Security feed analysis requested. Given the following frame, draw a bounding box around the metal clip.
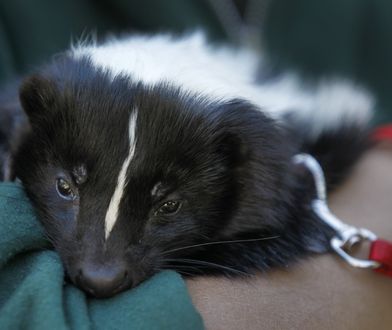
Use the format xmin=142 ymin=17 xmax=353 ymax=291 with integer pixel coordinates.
xmin=293 ymin=154 xmax=381 ymax=269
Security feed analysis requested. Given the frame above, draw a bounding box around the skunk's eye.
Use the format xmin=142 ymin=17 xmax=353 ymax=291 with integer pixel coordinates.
xmin=56 ymin=178 xmax=75 ymax=200
xmin=156 ymin=201 xmax=182 ymax=215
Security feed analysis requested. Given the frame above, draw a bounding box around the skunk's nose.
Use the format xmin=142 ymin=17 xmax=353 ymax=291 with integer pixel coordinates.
xmin=78 ymin=263 xmax=130 ymax=298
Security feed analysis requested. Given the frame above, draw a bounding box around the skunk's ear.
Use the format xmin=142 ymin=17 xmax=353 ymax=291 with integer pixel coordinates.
xmin=217 ymin=131 xmax=250 ymax=169
xmin=214 ymin=99 xmax=271 ymax=168
xmin=19 ymin=75 xmax=57 ymax=121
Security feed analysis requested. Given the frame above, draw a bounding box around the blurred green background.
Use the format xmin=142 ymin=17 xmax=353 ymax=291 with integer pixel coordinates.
xmin=0 ymin=0 xmax=391 ymax=122
xmin=0 ymin=0 xmax=225 ymax=83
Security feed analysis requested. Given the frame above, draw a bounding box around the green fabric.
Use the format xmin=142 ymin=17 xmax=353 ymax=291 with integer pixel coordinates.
xmin=0 ymin=183 xmax=204 ymax=330
xmin=263 ymin=0 xmax=392 ymax=123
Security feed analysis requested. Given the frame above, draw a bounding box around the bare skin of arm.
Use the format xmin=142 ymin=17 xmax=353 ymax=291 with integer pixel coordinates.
xmin=187 ymin=144 xmax=392 ymax=330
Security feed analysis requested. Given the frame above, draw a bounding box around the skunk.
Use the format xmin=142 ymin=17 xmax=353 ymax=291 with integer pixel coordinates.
xmin=2 ymin=33 xmax=373 ymax=298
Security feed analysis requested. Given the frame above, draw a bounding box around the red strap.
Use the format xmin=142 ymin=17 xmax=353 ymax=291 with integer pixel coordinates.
xmin=367 ymin=127 xmax=392 ymax=277
xmin=369 ymin=239 xmax=392 ymax=277
xmin=371 ymin=124 xmax=392 ymax=142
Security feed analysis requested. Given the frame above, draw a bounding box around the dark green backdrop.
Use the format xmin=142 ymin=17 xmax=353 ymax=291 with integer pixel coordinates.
xmin=1 ymin=0 xmax=391 ymax=121
xmin=0 ymin=0 xmax=224 ymax=83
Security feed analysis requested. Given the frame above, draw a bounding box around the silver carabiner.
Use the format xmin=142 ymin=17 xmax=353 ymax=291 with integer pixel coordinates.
xmin=293 ymin=154 xmax=381 ymax=269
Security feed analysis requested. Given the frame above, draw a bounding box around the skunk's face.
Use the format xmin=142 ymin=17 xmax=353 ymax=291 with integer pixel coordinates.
xmin=12 ymin=60 xmax=286 ymax=298
xmin=13 ymin=59 xmax=289 ymax=298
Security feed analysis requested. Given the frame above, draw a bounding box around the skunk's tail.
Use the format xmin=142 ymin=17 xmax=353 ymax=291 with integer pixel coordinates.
xmin=286 ymin=79 xmax=374 ymax=190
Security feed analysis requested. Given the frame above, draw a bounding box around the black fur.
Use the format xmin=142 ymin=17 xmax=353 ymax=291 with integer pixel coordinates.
xmin=1 ymin=55 xmax=367 ymax=297
xmin=0 ymin=80 xmax=27 ymax=180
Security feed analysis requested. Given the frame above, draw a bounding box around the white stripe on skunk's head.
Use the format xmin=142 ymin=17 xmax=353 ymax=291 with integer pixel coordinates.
xmin=13 ymin=56 xmax=291 ymax=298
xmin=104 ymin=109 xmax=138 ymax=240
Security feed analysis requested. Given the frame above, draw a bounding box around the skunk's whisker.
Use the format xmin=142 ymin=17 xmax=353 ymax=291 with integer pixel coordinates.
xmin=172 ymin=269 xmax=194 ymax=277
xmin=163 ymin=236 xmax=280 ymax=255
xmin=161 ymin=263 xmax=204 ymax=275
xmin=167 ymin=258 xmax=250 ymax=277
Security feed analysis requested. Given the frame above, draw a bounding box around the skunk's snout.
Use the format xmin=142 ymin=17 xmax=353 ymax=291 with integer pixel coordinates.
xmin=76 ymin=262 xmax=132 ymax=298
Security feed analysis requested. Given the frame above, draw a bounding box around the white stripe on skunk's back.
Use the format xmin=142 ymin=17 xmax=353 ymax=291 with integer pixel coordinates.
xmin=72 ymin=32 xmax=261 ymax=102
xmin=71 ymin=32 xmax=374 ymax=139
